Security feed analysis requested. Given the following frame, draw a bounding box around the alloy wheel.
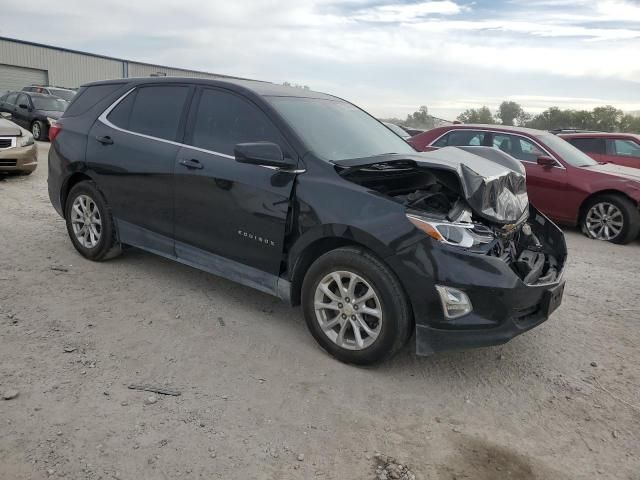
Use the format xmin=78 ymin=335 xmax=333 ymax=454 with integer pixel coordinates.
xmin=71 ymin=194 xmax=102 ymax=248
xmin=585 ymin=202 xmax=623 ymax=241
xmin=32 ymin=122 xmax=41 ymax=140
xmin=313 ymin=270 xmax=382 ymax=350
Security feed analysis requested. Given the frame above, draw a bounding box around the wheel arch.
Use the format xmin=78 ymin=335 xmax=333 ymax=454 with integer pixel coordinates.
xmin=578 ymin=189 xmax=639 ymax=224
xmin=60 ymin=172 xmax=93 ymax=214
xmin=286 ymin=227 xmax=397 ymax=307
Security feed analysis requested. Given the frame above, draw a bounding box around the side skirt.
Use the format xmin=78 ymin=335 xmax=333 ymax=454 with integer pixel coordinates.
xmin=116 ymin=219 xmax=291 ymax=302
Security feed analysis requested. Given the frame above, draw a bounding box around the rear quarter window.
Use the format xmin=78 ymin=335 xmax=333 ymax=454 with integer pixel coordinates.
xmin=64 ymin=83 xmax=125 ymax=117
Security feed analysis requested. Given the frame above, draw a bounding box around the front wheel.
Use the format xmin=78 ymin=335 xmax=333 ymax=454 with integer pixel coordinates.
xmin=301 ymin=247 xmax=412 ymax=365
xmin=581 ymin=194 xmax=640 ymax=244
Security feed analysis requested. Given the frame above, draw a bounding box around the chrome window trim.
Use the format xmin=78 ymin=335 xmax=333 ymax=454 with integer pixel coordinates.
xmin=429 ymin=128 xmax=566 ymax=170
xmin=97 ymin=87 xmax=305 ymax=174
xmin=98 ymin=88 xmax=236 ymax=160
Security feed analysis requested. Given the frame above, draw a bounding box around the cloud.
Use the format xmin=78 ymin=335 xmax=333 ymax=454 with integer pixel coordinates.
xmin=351 ymin=1 xmax=466 ymax=22
xmin=0 ymin=0 xmax=639 ymax=118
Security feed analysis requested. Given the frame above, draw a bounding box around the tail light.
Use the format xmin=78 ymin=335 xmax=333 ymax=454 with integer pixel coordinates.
xmin=49 ymin=120 xmax=62 ymax=142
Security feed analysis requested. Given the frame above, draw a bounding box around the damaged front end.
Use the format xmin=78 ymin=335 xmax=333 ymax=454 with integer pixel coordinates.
xmin=337 ymin=146 xmax=566 ymax=285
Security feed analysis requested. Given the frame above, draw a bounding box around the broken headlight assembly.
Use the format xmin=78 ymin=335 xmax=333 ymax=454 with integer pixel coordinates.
xmin=406 ymin=213 xmax=494 ymax=248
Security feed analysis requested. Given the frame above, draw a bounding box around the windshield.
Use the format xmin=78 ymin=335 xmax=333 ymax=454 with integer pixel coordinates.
xmin=538 ymin=132 xmax=598 ymax=167
xmin=267 ymin=97 xmax=415 ymax=161
xmin=49 ymin=89 xmax=76 ymax=102
xmin=32 ymin=96 xmax=68 ymax=112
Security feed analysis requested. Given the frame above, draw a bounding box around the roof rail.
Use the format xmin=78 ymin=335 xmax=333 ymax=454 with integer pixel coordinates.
xmin=549 ymin=128 xmax=603 ymax=134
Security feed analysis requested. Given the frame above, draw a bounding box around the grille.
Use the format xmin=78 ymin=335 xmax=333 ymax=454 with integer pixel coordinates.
xmin=0 ymin=138 xmax=13 ymax=149
xmin=0 ymin=160 xmax=17 ymax=167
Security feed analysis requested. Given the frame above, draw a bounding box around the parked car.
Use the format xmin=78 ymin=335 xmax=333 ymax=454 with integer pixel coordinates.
xmin=409 ymin=125 xmax=640 ymax=244
xmin=382 ymin=121 xmax=411 ymax=140
xmin=400 ymin=126 xmax=425 ymax=136
xmin=558 ymin=132 xmax=640 ymax=170
xmin=48 ymin=78 xmax=566 ymax=364
xmin=0 ymin=113 xmax=37 ymax=174
xmin=0 ymin=91 xmax=67 ymax=141
xmin=22 ymin=85 xmax=77 ymax=102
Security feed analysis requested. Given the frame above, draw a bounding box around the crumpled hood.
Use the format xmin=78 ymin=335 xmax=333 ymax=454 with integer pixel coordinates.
xmin=0 ymin=118 xmax=22 ymax=137
xmin=334 ymin=146 xmax=529 ymax=225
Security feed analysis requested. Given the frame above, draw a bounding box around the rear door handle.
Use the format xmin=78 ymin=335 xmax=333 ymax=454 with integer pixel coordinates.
xmin=179 ymin=158 xmax=204 ymax=170
xmin=96 ymin=135 xmax=113 ymax=145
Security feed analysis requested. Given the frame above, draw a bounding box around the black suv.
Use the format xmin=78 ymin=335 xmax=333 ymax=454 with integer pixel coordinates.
xmin=0 ymin=91 xmax=68 ymax=141
xmin=48 ymin=78 xmax=566 ymax=364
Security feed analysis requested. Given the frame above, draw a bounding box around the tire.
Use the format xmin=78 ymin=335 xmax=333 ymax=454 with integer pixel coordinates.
xmin=64 ymin=181 xmax=122 ymax=261
xmin=31 ymin=120 xmax=45 ymax=141
xmin=581 ymin=194 xmax=640 ymax=245
xmin=301 ymin=246 xmax=412 ymax=365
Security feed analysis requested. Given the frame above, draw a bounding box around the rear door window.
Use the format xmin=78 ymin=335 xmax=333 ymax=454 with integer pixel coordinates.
xmin=188 ymin=88 xmax=282 ymax=156
xmin=611 ymin=139 xmax=640 ymax=158
xmin=107 ymin=85 xmax=190 ymax=141
xmin=16 ymin=94 xmax=30 ymax=109
xmin=567 ymin=137 xmax=606 ymax=154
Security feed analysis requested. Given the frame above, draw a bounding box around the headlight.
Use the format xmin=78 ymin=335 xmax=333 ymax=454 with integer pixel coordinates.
xmin=406 ymin=214 xmax=494 ymax=248
xmin=47 ymin=117 xmax=58 ymax=126
xmin=18 ymin=134 xmax=34 ymax=147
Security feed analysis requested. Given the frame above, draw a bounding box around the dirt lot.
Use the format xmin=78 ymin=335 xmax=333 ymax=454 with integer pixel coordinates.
xmin=1 ymin=143 xmax=639 ymax=480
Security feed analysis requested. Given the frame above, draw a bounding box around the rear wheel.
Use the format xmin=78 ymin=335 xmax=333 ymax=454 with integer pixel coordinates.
xmin=64 ymin=181 xmax=121 ymax=261
xmin=581 ymin=194 xmax=640 ymax=244
xmin=301 ymin=246 xmax=411 ymax=365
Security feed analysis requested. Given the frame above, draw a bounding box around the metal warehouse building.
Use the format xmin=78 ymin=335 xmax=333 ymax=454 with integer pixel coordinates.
xmin=0 ymin=36 xmax=241 ymax=93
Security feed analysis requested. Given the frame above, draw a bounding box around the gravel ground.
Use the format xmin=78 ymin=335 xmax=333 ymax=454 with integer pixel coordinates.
xmin=1 ymin=143 xmax=639 ymax=480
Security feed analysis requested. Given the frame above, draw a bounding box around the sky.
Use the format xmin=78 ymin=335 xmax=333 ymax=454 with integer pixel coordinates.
xmin=1 ymin=0 xmax=639 ymax=120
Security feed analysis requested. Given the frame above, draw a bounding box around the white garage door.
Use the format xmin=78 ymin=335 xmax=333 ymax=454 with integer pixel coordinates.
xmin=0 ymin=64 xmax=48 ymax=94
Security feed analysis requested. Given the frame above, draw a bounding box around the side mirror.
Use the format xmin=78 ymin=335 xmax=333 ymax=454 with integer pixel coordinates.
xmin=234 ymin=142 xmax=296 ymax=170
xmin=537 ymin=155 xmax=556 ymax=167
xmin=18 ymin=103 xmax=29 ymax=110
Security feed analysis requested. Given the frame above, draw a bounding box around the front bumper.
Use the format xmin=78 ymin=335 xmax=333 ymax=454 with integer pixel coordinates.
xmin=0 ymin=144 xmax=38 ymax=173
xmin=415 ymin=280 xmax=564 ymax=355
xmin=387 ymin=206 xmax=567 ymax=356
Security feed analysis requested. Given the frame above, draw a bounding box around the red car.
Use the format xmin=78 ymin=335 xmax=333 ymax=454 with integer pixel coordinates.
xmin=409 ymin=125 xmax=640 ymax=244
xmin=558 ymin=132 xmax=640 ymax=169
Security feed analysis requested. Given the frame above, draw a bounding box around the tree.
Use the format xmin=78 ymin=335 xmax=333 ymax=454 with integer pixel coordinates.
xmin=591 ymin=105 xmax=623 ymax=132
xmin=516 ymin=111 xmax=532 ymax=126
xmin=619 ymin=114 xmax=640 ymax=133
xmin=404 ymin=105 xmax=435 ymax=128
xmin=457 ymin=106 xmax=496 ymax=124
xmin=496 ymin=101 xmax=524 ymax=126
xmin=570 ymin=110 xmax=594 ymax=130
xmin=526 ymin=107 xmax=576 ymax=130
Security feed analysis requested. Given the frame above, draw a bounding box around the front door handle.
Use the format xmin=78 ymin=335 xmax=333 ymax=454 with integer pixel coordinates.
xmin=179 ymin=158 xmax=204 ymax=170
xmin=96 ymin=135 xmax=114 ymax=145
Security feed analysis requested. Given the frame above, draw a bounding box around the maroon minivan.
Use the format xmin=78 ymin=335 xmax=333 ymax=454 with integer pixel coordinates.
xmin=409 ymin=124 xmax=640 ymax=244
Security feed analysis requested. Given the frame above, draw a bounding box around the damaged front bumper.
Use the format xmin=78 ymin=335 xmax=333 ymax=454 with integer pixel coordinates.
xmin=386 ymin=205 xmax=567 ymax=356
